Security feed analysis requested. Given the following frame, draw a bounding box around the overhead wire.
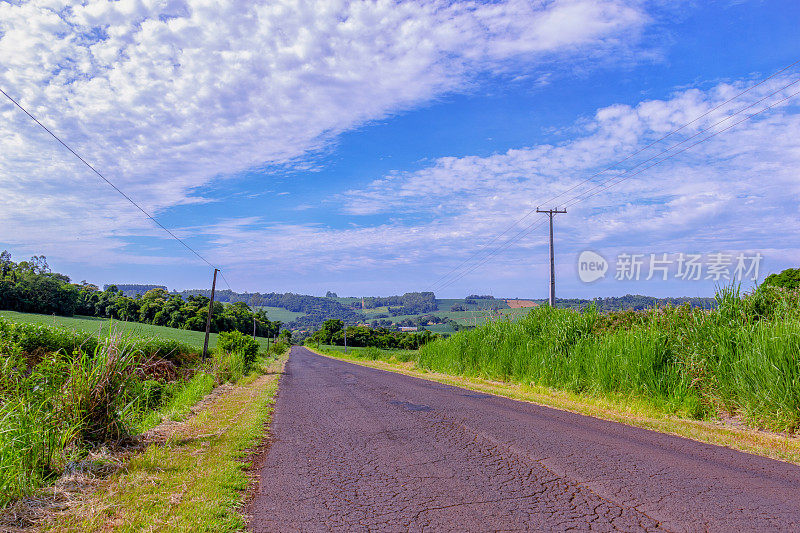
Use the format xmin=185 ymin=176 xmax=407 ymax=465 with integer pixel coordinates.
xmin=0 ymin=87 xmax=232 ymax=290
xmin=424 ymin=58 xmax=800 ymax=293
xmin=562 ymin=86 xmax=800 ymax=209
xmin=429 ymin=75 xmax=800 ymax=294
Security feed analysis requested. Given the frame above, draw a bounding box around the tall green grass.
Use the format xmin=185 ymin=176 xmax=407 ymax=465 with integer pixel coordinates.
xmin=0 ymin=317 xmax=280 ymax=506
xmin=0 ymin=334 xmax=142 ymax=505
xmin=136 ymin=372 xmax=216 ymax=432
xmin=0 ymin=319 xmax=204 ymax=506
xmin=416 ymin=285 xmax=800 ymax=432
xmin=418 ymin=305 xmax=703 ymax=417
xmin=0 ymin=389 xmax=77 ymax=503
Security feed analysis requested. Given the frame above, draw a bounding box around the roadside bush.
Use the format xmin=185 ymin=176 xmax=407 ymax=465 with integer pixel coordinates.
xmin=57 ymin=334 xmax=140 ymax=443
xmin=269 ymin=340 xmax=288 ymax=357
xmin=130 ymin=337 xmax=200 ymax=367
xmin=130 ymin=379 xmax=166 ymax=413
xmin=0 ymin=320 xmax=209 ymax=507
xmin=217 ymin=331 xmax=259 ymax=367
xmin=0 ymin=318 xmax=98 ymax=361
xmin=0 ymin=318 xmax=199 ymax=369
xmin=212 ymin=331 xmax=260 ymax=384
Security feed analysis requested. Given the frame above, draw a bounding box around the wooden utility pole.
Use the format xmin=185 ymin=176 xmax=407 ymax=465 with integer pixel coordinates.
xmin=202 ymin=268 xmax=219 ymax=359
xmin=344 ymin=324 xmax=348 ymax=354
xmin=253 ymin=317 xmax=257 ymax=340
xmin=536 ymin=208 xmax=567 ymax=307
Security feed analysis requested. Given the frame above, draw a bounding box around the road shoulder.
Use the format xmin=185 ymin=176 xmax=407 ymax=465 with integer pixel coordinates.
xmin=32 ymin=352 xmax=288 ymax=533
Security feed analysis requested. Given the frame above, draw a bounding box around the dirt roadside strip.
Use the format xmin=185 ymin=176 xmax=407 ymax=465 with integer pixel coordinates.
xmin=13 ymin=353 xmax=288 ymax=533
xmin=249 ymin=346 xmax=800 ymax=531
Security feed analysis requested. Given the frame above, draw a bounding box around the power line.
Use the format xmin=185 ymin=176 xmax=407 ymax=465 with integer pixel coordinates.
xmin=563 ymin=87 xmax=800 ymax=209
xmin=433 ymin=219 xmax=547 ymax=293
xmin=434 ymin=87 xmax=800 ymax=293
xmin=425 ymin=58 xmax=800 ymax=293
xmin=218 ymin=271 xmax=233 ymax=292
xmin=0 ymin=87 xmax=230 ymax=283
xmin=430 ymin=83 xmax=800 ymax=293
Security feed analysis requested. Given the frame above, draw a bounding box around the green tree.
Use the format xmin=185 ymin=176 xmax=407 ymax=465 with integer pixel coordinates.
xmin=763 ymin=268 xmax=800 ymax=290
xmin=319 ymin=319 xmax=343 ymax=344
xmin=138 ymin=288 xmax=169 ymax=323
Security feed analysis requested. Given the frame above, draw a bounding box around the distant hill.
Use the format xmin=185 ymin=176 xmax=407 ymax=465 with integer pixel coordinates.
xmin=177 ymin=289 xmax=361 ymax=328
xmin=105 ymin=284 xmax=167 ymax=297
xmin=170 ymin=288 xmax=717 ymax=330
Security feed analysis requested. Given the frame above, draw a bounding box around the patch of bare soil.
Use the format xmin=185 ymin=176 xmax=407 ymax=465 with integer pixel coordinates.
xmin=141 ymin=383 xmax=235 ymax=444
xmin=505 ymin=299 xmax=538 ymax=308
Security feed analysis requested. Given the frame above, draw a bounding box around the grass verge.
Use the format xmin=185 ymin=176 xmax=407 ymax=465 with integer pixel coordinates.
xmin=135 ymin=372 xmax=216 ymax=433
xmin=307 ymin=346 xmax=800 ymax=466
xmin=37 ymin=351 xmax=288 ymax=532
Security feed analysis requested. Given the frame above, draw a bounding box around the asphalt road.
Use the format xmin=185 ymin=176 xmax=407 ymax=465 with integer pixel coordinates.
xmin=249 ymin=347 xmax=800 ymax=532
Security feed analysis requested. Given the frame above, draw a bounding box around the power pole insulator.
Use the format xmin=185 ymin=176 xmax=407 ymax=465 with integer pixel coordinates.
xmin=536 ymin=208 xmax=567 ymax=307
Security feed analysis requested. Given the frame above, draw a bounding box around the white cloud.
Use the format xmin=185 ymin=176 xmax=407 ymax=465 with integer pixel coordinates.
xmin=0 ymin=0 xmax=649 ymax=266
xmin=193 ymin=75 xmax=800 ymax=295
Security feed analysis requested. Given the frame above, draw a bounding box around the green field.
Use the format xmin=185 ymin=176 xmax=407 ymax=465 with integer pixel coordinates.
xmin=436 ymin=298 xmax=512 ymax=311
xmin=383 ymin=307 xmax=531 ymax=328
xmin=254 ymin=306 xmax=306 ymax=323
xmin=353 ymin=298 xmax=530 ymax=327
xmin=0 ymin=311 xmax=276 ymax=352
xmin=424 ymin=323 xmax=458 ymax=334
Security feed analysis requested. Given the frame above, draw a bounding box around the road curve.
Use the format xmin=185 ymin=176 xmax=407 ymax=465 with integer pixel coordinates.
xmin=249 ymin=347 xmax=800 ymax=532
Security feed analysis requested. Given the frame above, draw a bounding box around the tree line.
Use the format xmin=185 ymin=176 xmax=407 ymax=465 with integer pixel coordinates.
xmin=0 ymin=252 xmax=282 ymax=337
xmin=179 ymin=289 xmax=438 ymax=327
xmin=180 ymin=288 xmax=361 ymax=327
xmin=105 ymin=284 xmax=167 ymax=297
xmin=308 ymin=319 xmax=438 ymax=350
xmin=351 ymin=292 xmax=438 ymax=314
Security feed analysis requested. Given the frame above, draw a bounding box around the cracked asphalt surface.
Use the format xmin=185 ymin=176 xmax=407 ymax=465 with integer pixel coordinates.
xmin=249 ymin=347 xmax=800 ymax=531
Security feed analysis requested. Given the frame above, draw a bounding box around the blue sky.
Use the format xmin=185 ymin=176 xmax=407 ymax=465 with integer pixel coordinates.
xmin=1 ymin=0 xmax=799 ymax=299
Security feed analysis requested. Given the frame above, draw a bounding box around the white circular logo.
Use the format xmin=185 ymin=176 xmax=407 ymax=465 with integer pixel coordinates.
xmin=577 ymin=250 xmax=608 ymax=283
